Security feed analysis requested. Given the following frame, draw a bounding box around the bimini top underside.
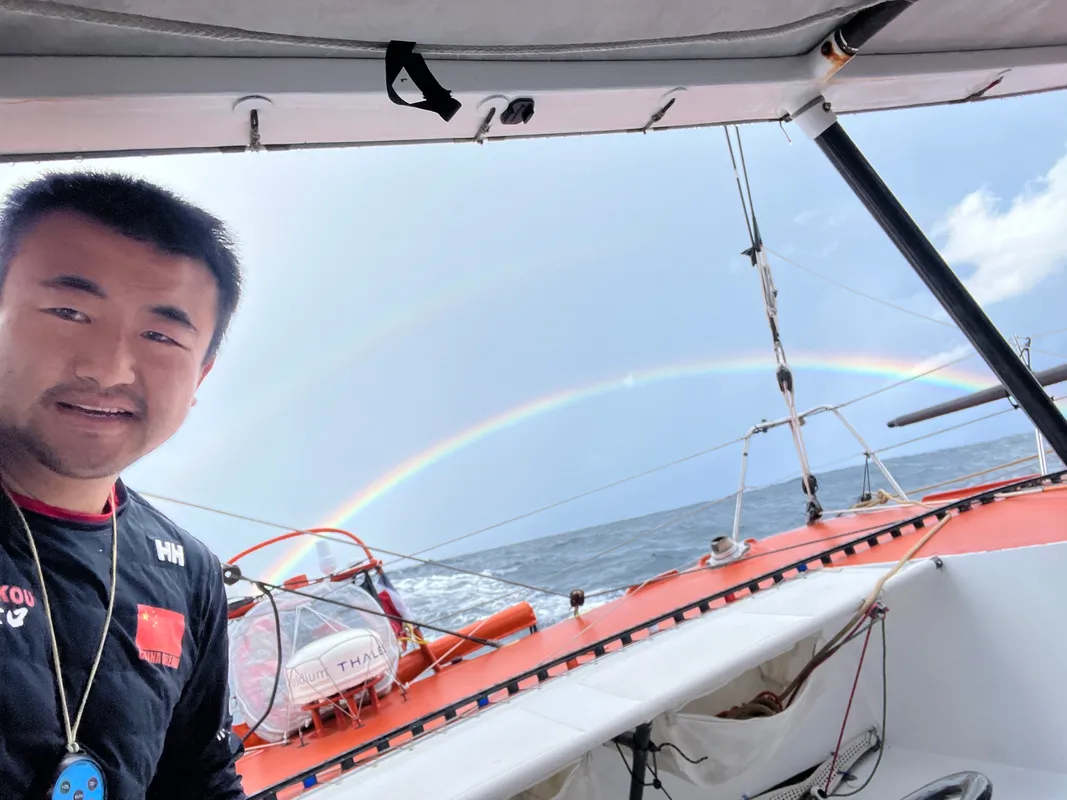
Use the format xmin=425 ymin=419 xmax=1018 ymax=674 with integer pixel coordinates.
xmin=0 ymin=0 xmax=1065 ymax=158
xmin=1 ymin=0 xmax=1063 ymax=60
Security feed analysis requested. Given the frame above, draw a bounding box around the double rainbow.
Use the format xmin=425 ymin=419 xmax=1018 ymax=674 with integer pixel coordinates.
xmin=263 ymin=352 xmax=991 ymax=581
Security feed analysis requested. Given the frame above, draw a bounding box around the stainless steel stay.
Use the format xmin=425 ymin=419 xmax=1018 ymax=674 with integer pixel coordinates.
xmin=730 ymin=404 xmax=907 ymax=542
xmin=787 ymin=0 xmax=1067 ymax=465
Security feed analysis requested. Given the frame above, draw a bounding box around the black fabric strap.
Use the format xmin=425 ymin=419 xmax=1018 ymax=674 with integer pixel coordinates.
xmin=385 ymin=41 xmax=462 ymax=122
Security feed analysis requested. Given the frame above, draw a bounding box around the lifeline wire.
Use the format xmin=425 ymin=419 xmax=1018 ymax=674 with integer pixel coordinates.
xmin=235 ymin=576 xmax=502 ymax=648
xmin=426 ymin=489 xmax=739 ymax=626
xmin=384 ymin=433 xmax=748 ymax=567
xmin=0 ymin=0 xmax=891 ymax=57
xmin=240 ymin=584 xmax=282 ymax=745
xmin=584 ymin=465 xmax=1053 ymax=602
xmin=143 ymin=302 xmax=1067 ymax=599
xmin=140 ymin=491 xmax=570 ymax=599
xmin=143 ymin=386 xmax=1058 ymax=616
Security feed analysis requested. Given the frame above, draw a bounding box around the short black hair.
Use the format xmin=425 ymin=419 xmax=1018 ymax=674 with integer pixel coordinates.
xmin=0 ymin=171 xmax=242 ymax=360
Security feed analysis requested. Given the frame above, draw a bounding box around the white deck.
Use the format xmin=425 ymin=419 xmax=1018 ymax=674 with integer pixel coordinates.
xmin=855 ymin=748 xmax=1067 ymax=799
xmin=298 ymin=536 xmax=1067 ymax=799
xmin=307 ymin=560 xmax=938 ymax=799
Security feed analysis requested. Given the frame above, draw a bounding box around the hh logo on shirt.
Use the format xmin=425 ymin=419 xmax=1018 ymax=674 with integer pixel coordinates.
xmin=136 ymin=604 xmax=185 ymax=669
xmin=154 ymin=539 xmax=185 ymax=566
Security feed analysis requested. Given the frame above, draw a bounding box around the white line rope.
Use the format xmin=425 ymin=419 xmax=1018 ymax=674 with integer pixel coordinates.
xmin=904 ymin=448 xmax=1056 ymax=497
xmin=0 ymin=0 xmax=889 ymax=57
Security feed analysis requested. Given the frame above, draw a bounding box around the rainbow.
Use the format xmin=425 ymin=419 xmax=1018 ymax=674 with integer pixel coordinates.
xmin=184 ymin=232 xmax=636 ymax=480
xmin=263 ymin=351 xmax=991 ymax=581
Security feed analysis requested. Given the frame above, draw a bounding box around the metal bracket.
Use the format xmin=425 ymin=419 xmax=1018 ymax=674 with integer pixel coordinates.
xmin=731 ymin=405 xmax=908 ymax=541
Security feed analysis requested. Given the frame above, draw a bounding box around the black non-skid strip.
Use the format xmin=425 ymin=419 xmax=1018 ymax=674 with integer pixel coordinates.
xmin=250 ymin=469 xmax=1064 ymax=799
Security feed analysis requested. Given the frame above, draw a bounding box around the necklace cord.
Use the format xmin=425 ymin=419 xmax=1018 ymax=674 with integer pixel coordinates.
xmin=2 ymin=485 xmax=118 ymax=754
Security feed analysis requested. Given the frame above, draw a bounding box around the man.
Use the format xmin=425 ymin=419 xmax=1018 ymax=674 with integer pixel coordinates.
xmin=0 ymin=172 xmax=246 ymax=798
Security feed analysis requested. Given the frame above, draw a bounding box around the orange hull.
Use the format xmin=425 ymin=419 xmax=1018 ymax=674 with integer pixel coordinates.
xmin=236 ymin=473 xmax=1067 ymax=797
xmin=396 ymin=601 xmax=538 ymax=685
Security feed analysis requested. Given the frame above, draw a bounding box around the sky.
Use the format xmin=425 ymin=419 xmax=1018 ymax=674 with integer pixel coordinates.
xmin=2 ymin=90 xmax=1066 ymax=583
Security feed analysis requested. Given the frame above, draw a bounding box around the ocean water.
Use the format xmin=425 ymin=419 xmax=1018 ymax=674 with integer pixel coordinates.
xmin=385 ymin=432 xmax=1063 ymax=636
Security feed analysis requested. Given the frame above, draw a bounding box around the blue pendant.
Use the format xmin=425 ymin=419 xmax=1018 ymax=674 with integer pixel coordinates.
xmin=50 ymin=752 xmax=106 ymax=800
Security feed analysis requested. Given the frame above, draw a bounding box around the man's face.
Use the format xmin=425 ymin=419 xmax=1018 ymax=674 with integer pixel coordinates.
xmin=0 ymin=211 xmax=219 ymax=480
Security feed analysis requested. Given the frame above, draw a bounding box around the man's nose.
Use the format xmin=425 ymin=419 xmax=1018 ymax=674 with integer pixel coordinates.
xmin=72 ymin=322 xmax=137 ymax=388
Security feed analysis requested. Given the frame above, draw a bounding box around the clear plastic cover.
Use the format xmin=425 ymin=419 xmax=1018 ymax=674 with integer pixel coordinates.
xmin=228 ymin=579 xmax=401 ymax=742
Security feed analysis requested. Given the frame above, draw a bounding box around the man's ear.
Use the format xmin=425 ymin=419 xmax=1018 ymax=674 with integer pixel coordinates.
xmin=193 ymin=358 xmax=215 ymax=406
xmin=198 ymin=357 xmax=215 ymax=387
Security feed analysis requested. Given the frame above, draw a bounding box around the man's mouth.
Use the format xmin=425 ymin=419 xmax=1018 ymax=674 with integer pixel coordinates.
xmin=56 ymin=401 xmax=136 ymax=420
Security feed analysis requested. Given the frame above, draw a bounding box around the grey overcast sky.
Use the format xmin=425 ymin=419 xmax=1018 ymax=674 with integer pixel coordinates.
xmin=2 ymin=90 xmax=1065 ymax=582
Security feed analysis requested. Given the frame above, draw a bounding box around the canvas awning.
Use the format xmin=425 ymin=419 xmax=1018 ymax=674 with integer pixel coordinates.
xmin=0 ymin=0 xmax=1064 ymax=157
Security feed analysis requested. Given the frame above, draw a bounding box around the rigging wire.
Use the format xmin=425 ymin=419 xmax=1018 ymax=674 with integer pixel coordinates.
xmin=724 ymin=124 xmax=821 ymax=521
xmin=383 ymin=433 xmax=748 ymax=567
xmin=144 ymin=305 xmax=1066 ymax=581
xmin=240 ymin=584 xmax=282 ymax=745
xmin=140 ymin=491 xmax=574 ymax=598
xmin=873 ymin=405 xmax=1020 ymax=454
xmin=585 ymin=462 xmax=1052 ymax=602
xmin=837 ymin=351 xmax=977 ymax=409
xmin=764 ymin=247 xmax=957 ymax=330
xmin=144 ymin=375 xmax=1063 ymax=613
xmin=724 ymin=128 xmax=756 ymax=249
xmin=422 ymin=489 xmax=743 ymax=627
xmin=143 ymin=389 xmax=1060 ymax=617
xmin=234 ymin=575 xmax=502 ymax=648
xmin=903 ymin=448 xmax=1055 ymax=497
xmin=1032 ymin=345 xmax=1067 ymax=362
xmin=139 ymin=272 xmax=1067 ymax=604
xmin=533 ymin=463 xmax=1066 ymax=674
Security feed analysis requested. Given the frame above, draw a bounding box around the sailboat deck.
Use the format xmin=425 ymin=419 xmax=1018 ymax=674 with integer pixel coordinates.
xmin=303 ymin=561 xmax=938 ymax=799
xmin=237 ymin=475 xmax=1067 ymax=797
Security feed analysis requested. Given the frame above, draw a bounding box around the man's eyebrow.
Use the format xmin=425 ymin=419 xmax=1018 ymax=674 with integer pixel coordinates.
xmin=150 ymin=304 xmax=198 ymax=333
xmin=40 ymin=274 xmax=107 ymax=298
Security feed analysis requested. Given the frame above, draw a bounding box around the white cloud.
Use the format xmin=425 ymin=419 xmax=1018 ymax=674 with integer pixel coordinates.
xmin=938 ymin=149 xmax=1067 ymax=307
xmin=792 ymin=208 xmax=849 ymax=229
xmin=912 ymin=344 xmax=975 ymax=375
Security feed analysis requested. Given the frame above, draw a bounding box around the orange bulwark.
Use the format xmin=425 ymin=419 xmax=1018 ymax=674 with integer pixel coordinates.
xmin=233 ymin=471 xmax=1067 ymax=798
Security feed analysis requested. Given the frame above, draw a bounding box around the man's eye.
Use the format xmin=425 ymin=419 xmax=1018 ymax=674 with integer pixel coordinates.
xmin=143 ymin=331 xmax=180 ymax=347
xmin=45 ymin=307 xmax=90 ymax=323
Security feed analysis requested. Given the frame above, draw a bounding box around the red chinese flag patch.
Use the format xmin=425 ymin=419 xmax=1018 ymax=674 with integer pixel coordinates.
xmin=136 ymin=604 xmax=185 ymax=669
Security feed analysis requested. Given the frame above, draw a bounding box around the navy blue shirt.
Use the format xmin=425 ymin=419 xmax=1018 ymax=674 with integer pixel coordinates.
xmin=0 ymin=481 xmax=245 ymax=799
